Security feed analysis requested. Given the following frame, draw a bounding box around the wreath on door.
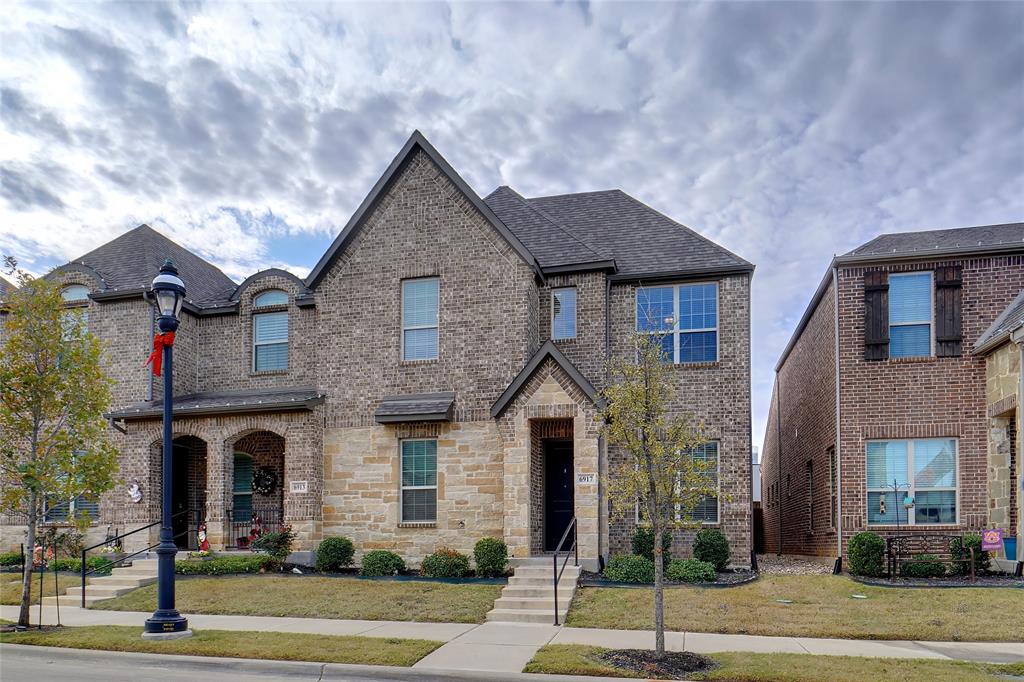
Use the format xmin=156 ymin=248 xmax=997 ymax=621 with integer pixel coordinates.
xmin=252 ymin=466 xmax=278 ymax=495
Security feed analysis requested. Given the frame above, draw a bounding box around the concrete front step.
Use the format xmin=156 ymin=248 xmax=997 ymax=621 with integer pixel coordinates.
xmin=65 ymin=584 xmax=136 ymax=598
xmin=500 ymin=585 xmax=577 ymax=599
xmin=492 ymin=597 xmax=573 ymax=611
xmin=486 ymin=608 xmax=567 ymax=624
xmin=507 ymin=575 xmax=579 ymax=587
xmin=509 ymin=564 xmax=580 ymax=577
xmin=87 ymin=576 xmax=156 ymax=589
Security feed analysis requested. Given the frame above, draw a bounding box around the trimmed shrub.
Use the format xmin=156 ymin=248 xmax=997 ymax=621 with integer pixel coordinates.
xmin=692 ymin=528 xmax=730 ymax=571
xmin=48 ymin=557 xmax=114 ymax=575
xmin=603 ymin=554 xmax=655 ymax=583
xmin=666 ymin=558 xmax=716 ymax=583
xmin=847 ymin=532 xmax=886 ymax=577
xmin=175 ymin=555 xmax=276 ymax=575
xmin=0 ymin=551 xmax=23 ymax=567
xmin=250 ymin=526 xmax=296 ymax=561
xmin=901 ymin=554 xmax=946 ymax=578
xmin=421 ymin=548 xmax=470 ymax=578
xmin=473 ymin=537 xmax=508 ymax=578
xmin=632 ymin=526 xmax=673 ymax=563
xmin=360 ymin=550 xmax=406 ymax=577
xmin=950 ymin=534 xmax=991 ymax=575
xmin=315 ymin=537 xmax=355 ymax=572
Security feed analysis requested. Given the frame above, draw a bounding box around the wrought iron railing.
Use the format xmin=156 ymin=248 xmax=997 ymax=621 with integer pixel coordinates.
xmin=552 ymin=517 xmax=578 ymax=626
xmin=225 ymin=507 xmax=284 ymax=550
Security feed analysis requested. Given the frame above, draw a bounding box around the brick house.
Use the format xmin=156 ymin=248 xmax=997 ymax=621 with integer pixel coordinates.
xmin=0 ymin=132 xmax=754 ymax=570
xmin=761 ymin=223 xmax=1024 ymax=572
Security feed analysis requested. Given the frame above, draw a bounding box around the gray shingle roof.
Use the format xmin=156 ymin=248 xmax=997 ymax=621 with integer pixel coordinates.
xmin=842 ymin=222 xmax=1024 ymax=260
xmin=974 ymin=288 xmax=1024 ymax=355
xmin=108 ymin=386 xmax=324 ymax=420
xmin=374 ymin=392 xmax=456 ymax=423
xmin=56 ymin=224 xmax=237 ymax=307
xmin=0 ymin=276 xmax=15 ymax=301
xmin=486 ymin=188 xmax=753 ymax=278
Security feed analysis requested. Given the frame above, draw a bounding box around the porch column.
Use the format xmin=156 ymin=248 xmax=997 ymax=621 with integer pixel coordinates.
xmin=203 ymin=437 xmax=232 ymax=551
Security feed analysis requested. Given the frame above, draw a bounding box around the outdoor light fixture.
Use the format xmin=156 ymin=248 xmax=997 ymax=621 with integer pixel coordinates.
xmin=142 ymin=258 xmax=190 ymax=639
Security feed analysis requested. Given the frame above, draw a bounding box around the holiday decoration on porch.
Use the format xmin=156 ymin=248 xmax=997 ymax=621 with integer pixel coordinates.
xmin=128 ymin=481 xmax=143 ymax=503
xmin=198 ymin=523 xmax=210 ymax=552
xmin=252 ymin=466 xmax=278 ymax=495
xmin=248 ymin=514 xmax=264 ymax=546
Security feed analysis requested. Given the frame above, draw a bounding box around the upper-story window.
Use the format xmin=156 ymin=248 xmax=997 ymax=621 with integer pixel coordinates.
xmin=551 ymin=288 xmax=577 ymax=340
xmin=253 ymin=289 xmax=288 ymax=372
xmin=61 ymin=284 xmax=90 ymax=303
xmin=402 ymin=278 xmax=438 ymax=361
xmin=889 ymin=272 xmax=932 ymax=358
xmin=636 ymin=282 xmax=718 ymax=363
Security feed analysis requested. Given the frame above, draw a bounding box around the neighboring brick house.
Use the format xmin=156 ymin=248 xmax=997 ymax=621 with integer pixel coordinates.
xmin=762 ymin=223 xmax=1024 ymax=572
xmin=0 ymin=132 xmax=754 ymax=569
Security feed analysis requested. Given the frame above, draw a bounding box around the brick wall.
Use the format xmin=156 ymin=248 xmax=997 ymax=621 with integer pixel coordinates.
xmin=539 ymin=272 xmax=608 ymax=384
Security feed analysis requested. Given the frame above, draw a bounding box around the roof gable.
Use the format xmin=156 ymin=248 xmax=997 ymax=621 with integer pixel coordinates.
xmin=54 ymin=224 xmax=237 ymax=307
xmin=306 ymin=131 xmax=543 ymax=289
xmin=491 ymin=340 xmax=605 ymax=418
xmin=841 ymin=222 xmax=1024 ymax=263
xmin=974 ymin=288 xmax=1024 ymax=355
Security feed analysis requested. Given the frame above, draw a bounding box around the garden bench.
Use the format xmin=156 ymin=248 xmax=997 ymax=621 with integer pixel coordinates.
xmin=886 ymin=534 xmax=974 ymax=580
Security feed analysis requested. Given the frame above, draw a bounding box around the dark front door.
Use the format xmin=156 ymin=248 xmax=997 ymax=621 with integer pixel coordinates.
xmin=543 ymin=440 xmax=574 ymax=551
xmin=171 ymin=443 xmax=190 ymax=549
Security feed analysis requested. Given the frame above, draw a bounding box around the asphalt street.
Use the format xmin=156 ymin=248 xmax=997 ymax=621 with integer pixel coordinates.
xmin=0 ymin=644 xmax=636 ymax=682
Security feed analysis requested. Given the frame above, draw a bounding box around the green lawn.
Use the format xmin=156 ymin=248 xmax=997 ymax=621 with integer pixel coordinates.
xmin=0 ymin=625 xmax=441 ymax=666
xmin=95 ymin=575 xmax=503 ymax=623
xmin=525 ymin=644 xmax=1024 ymax=682
xmin=1 ymin=572 xmax=78 ymax=605
xmin=566 ymin=575 xmax=1024 ymax=641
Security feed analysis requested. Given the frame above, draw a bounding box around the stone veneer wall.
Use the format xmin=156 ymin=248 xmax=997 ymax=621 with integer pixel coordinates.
xmin=985 ymin=341 xmax=1020 ymax=543
xmin=322 ymin=420 xmax=504 ymax=564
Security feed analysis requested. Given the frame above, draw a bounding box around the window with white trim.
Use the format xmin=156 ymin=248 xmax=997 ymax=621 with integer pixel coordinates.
xmin=551 ymin=288 xmax=577 ymax=340
xmin=402 ymin=278 xmax=439 ymax=361
xmin=636 ymin=282 xmax=718 ymax=363
xmin=687 ymin=441 xmax=719 ymax=523
xmin=401 ymin=439 xmax=437 ymax=523
xmin=889 ymin=272 xmax=932 ymax=358
xmin=61 ymin=285 xmax=90 ymax=302
xmin=253 ymin=290 xmax=288 ymax=372
xmin=43 ymin=495 xmax=99 ymax=523
xmin=867 ymin=438 xmax=957 ymax=525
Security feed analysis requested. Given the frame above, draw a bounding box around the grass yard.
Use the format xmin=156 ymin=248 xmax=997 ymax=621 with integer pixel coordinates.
xmin=95 ymin=575 xmax=503 ymax=623
xmin=0 ymin=625 xmax=441 ymax=666
xmin=524 ymin=644 xmax=1024 ymax=682
xmin=566 ymin=575 xmax=1024 ymax=641
xmin=1 ymin=572 xmax=78 ymax=605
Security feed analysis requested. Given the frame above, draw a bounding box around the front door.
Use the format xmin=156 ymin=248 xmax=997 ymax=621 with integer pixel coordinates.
xmin=543 ymin=440 xmax=574 ymax=551
xmin=171 ymin=443 xmax=190 ymax=549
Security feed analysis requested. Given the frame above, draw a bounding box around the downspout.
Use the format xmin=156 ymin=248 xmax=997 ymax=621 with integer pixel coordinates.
xmin=775 ymin=375 xmax=784 ymax=556
xmin=832 ymin=265 xmax=843 ymax=574
xmin=748 ymin=273 xmax=757 ymax=571
xmin=1014 ymin=325 xmax=1024 ymax=577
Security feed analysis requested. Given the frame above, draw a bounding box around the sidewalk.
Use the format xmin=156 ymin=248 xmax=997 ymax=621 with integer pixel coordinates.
xmin=4 ymin=604 xmax=1022 ymax=675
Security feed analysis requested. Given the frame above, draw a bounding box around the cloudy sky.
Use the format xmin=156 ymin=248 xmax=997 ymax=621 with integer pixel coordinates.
xmin=2 ymin=1 xmax=1022 ymax=447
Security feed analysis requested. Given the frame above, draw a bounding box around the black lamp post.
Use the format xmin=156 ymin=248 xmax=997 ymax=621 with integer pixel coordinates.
xmin=142 ymin=259 xmax=191 ymax=639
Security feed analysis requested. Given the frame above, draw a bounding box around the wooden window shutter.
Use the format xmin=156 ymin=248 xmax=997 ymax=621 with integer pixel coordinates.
xmin=934 ymin=265 xmax=962 ymax=357
xmin=864 ymin=270 xmax=889 ymax=360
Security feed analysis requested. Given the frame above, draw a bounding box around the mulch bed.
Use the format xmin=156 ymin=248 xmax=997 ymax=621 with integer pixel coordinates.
xmin=580 ymin=569 xmax=756 ymax=588
xmin=852 ymin=573 xmax=1024 ymax=589
xmin=597 ymin=648 xmax=716 ymax=680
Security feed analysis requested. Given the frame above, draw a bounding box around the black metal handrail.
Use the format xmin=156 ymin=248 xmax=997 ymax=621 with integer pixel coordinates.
xmin=79 ymin=508 xmax=196 ymax=608
xmin=552 ymin=517 xmax=578 ymax=626
xmin=225 ymin=507 xmax=284 ymax=549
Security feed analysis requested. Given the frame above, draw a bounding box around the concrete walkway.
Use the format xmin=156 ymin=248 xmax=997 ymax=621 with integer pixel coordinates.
xmin=4 ymin=604 xmax=1022 ymax=674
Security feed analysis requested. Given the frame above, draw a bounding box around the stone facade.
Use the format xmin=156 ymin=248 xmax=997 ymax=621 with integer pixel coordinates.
xmin=1 ymin=140 xmax=753 ymax=570
xmin=985 ymin=341 xmax=1020 ymax=550
xmin=764 ymin=255 xmax=1024 ymax=560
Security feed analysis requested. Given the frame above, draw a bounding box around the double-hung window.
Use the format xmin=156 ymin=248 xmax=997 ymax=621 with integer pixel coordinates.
xmin=867 ymin=438 xmax=957 ymax=525
xmin=402 ymin=278 xmax=439 ymax=361
xmin=401 ymin=439 xmax=437 ymax=523
xmin=253 ymin=290 xmax=288 ymax=372
xmin=889 ymin=273 xmax=932 ymax=358
xmin=551 ymin=288 xmax=577 ymax=340
xmin=686 ymin=441 xmax=720 ymax=523
xmin=636 ymin=283 xmax=718 ymax=363
xmin=43 ymin=495 xmax=99 ymax=523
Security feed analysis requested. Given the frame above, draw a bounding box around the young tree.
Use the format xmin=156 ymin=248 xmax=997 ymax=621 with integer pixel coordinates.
xmin=0 ymin=258 xmax=119 ymax=627
xmin=602 ymin=331 xmax=719 ymax=658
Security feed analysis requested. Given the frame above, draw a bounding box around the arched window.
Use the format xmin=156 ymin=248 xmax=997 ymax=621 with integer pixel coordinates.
xmin=254 ymin=289 xmax=288 ymax=307
xmin=253 ymin=290 xmax=288 ymax=372
xmin=61 ymin=284 xmax=90 ymax=302
xmin=233 ymin=453 xmax=254 ymax=521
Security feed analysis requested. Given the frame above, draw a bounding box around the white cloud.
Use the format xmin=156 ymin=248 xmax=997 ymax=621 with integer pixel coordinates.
xmin=1 ymin=0 xmax=1021 ymax=443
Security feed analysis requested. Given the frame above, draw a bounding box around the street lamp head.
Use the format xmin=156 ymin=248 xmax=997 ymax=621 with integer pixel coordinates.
xmin=151 ymin=258 xmax=186 ymax=332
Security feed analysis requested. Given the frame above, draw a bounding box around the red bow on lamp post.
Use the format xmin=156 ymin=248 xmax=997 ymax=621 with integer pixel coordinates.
xmin=144 ymin=331 xmax=176 ymax=376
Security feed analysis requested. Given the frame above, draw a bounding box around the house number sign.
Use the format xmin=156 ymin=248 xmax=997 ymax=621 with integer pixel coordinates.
xmin=290 ymin=480 xmax=309 ymax=493
xmin=577 ymin=474 xmax=596 ymax=484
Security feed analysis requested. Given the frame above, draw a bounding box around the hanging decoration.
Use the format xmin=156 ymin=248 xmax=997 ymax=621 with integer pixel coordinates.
xmin=198 ymin=523 xmax=210 ymax=552
xmin=252 ymin=466 xmax=278 ymax=495
xmin=128 ymin=481 xmax=143 ymax=503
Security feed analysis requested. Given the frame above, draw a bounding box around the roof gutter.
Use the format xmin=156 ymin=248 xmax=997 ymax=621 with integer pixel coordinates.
xmin=106 ymin=395 xmax=324 ymax=421
xmin=542 ymin=260 xmax=617 ymax=275
xmin=607 ymin=264 xmax=754 ymax=284
xmin=836 ymin=242 xmax=1024 ymax=267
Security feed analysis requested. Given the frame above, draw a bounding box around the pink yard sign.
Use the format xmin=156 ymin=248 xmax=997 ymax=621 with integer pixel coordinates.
xmin=981 ymin=528 xmax=1003 ymax=552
